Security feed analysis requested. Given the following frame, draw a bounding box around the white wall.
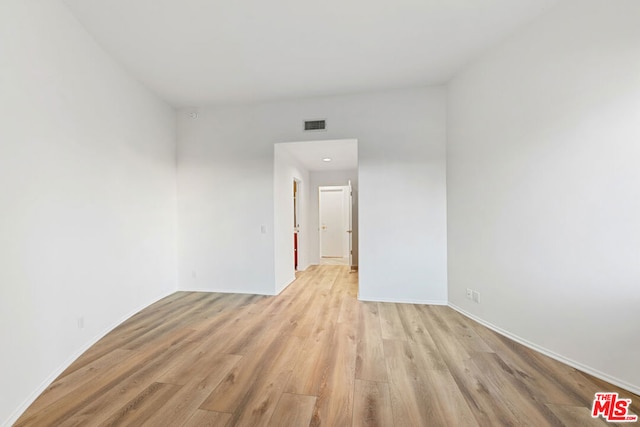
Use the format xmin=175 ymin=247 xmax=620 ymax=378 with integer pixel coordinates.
xmin=0 ymin=1 xmax=178 ymax=425
xmin=447 ymin=0 xmax=640 ymax=394
xmin=177 ymin=87 xmax=448 ymax=304
xmin=176 ymin=105 xmax=276 ymax=295
xmin=274 ymin=145 xmax=310 ymax=293
xmin=309 ymin=170 xmax=359 ymax=266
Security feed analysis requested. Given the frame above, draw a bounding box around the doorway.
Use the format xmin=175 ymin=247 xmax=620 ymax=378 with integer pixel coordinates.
xmin=273 ymin=139 xmax=358 ymax=293
xmin=293 ymin=179 xmax=300 ymax=271
xmin=319 ymin=185 xmax=350 ymax=265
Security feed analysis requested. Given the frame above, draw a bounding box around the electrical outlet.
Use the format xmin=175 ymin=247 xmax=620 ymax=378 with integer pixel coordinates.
xmin=472 ymin=291 xmax=480 ymax=303
xmin=466 ymin=288 xmax=473 ymax=299
xmin=77 ymin=316 xmax=84 ymax=329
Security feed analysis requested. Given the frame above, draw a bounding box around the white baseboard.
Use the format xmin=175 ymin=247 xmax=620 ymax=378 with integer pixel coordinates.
xmin=275 ymin=275 xmax=297 ymax=295
xmin=358 ymin=295 xmax=448 ymax=306
xmin=448 ymin=303 xmax=640 ymax=396
xmin=179 ymin=287 xmax=275 ymax=296
xmin=296 ymin=263 xmax=311 ymax=272
xmin=4 ymin=291 xmax=174 ymax=427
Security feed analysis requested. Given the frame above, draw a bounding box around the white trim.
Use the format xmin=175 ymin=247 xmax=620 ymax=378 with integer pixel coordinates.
xmin=296 ymin=263 xmax=311 ymax=272
xmin=179 ymin=287 xmax=276 ymax=296
xmin=4 ymin=291 xmax=173 ymax=427
xmin=448 ymin=303 xmax=640 ymax=396
xmin=358 ymin=296 xmax=448 ymax=305
xmin=275 ymin=275 xmax=297 ymax=295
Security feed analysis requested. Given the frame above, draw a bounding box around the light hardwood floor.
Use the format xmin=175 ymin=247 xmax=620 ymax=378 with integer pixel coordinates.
xmin=16 ymin=265 xmax=638 ymax=426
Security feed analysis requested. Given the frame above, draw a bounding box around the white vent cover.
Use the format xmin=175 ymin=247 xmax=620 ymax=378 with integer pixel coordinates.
xmin=304 ymin=119 xmax=327 ymax=131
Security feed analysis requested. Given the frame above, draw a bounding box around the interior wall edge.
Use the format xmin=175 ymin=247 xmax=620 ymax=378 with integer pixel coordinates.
xmin=357 ymin=296 xmax=448 ymax=306
xmin=449 ymin=303 xmax=640 ymax=396
xmin=296 ymin=263 xmax=312 ymax=272
xmin=3 ymin=290 xmax=175 ymax=427
xmin=275 ymin=275 xmax=298 ymax=295
xmin=177 ymin=288 xmax=278 ymax=297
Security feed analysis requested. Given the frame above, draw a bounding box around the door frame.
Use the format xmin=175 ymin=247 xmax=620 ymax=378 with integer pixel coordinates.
xmin=318 ymin=185 xmax=350 ymax=259
xmin=293 ymin=178 xmax=301 ymax=271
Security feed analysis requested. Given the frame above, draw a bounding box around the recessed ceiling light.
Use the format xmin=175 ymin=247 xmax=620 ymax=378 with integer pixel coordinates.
xmin=322 ymin=158 xmax=332 ymax=162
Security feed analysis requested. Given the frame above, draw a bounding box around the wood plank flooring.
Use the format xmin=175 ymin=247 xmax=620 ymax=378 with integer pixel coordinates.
xmin=15 ymin=265 xmax=638 ymax=426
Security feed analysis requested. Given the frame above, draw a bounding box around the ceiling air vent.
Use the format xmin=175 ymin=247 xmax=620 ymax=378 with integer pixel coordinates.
xmin=304 ymin=119 xmax=327 ymax=131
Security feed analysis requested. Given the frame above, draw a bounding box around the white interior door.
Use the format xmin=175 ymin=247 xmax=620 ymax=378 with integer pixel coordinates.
xmin=347 ymin=180 xmax=353 ymax=268
xmin=319 ymin=187 xmax=344 ymax=258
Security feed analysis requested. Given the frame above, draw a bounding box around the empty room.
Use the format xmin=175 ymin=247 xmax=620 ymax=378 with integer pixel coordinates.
xmin=1 ymin=0 xmax=638 ymax=426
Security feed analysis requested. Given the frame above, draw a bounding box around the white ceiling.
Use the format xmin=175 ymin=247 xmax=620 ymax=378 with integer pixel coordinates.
xmin=278 ymin=139 xmax=358 ymax=172
xmin=63 ymin=0 xmax=559 ymax=108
